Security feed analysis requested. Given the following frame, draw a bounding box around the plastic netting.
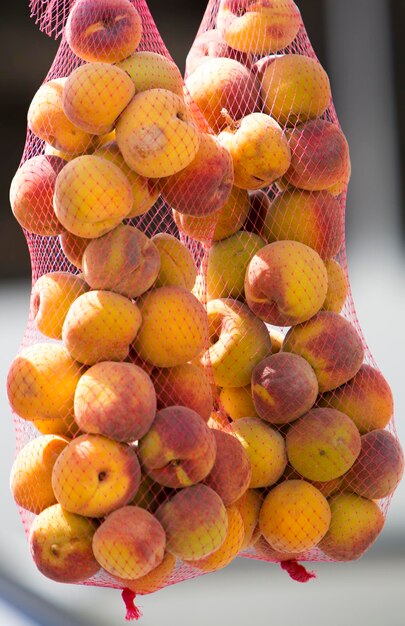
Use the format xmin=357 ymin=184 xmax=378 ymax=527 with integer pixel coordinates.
xmin=6 ymin=0 xmax=404 ymax=619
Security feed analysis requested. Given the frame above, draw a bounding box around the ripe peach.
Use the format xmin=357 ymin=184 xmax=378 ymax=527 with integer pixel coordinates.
xmin=7 ymin=343 xmax=82 ymax=421
xmin=29 ymin=504 xmax=99 ymax=583
xmin=234 ymin=488 xmax=262 ymax=549
xmin=229 ymin=417 xmax=287 ymax=488
xmin=60 ymin=231 xmax=90 ymax=270
xmin=186 ymin=29 xmax=251 ymax=76
xmin=10 ymin=155 xmax=65 ymax=236
xmin=133 ymin=286 xmax=208 ymax=368
xmin=328 ymin=155 xmax=351 ymax=196
xmin=245 ymin=241 xmax=328 ymax=326
xmin=118 ymin=51 xmax=184 ymax=96
xmin=82 ymin=225 xmax=160 ymax=298
xmin=62 ymin=290 xmax=141 ymax=365
xmin=33 ymin=415 xmax=79 ymax=439
xmin=318 ymin=364 xmax=393 ymax=433
xmin=151 ymin=233 xmax=196 ymax=290
xmin=152 ymin=363 xmax=213 ymax=421
xmin=52 ymin=434 xmax=140 ymax=517
xmin=219 ymin=385 xmax=259 ymax=421
xmin=323 ymin=259 xmax=348 ymax=313
xmin=260 ymin=480 xmax=331 ymax=553
xmin=204 ymin=429 xmax=251 ymax=505
xmin=155 ymin=484 xmax=228 ymax=560
xmin=283 ymin=311 xmax=364 ymax=392
xmin=114 ymin=551 xmax=176 ymax=595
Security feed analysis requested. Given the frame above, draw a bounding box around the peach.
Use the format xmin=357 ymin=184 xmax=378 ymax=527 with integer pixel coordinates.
xmin=258 ymin=54 xmax=331 ymax=126
xmin=173 ymin=186 xmax=250 ymax=243
xmin=343 ymin=430 xmax=404 ymax=499
xmin=10 ymin=155 xmax=65 ymax=236
xmin=320 ymin=493 xmax=384 ymax=560
xmin=254 ymin=535 xmax=302 ymax=561
xmin=328 ymin=155 xmax=351 ymax=196
xmin=74 ymin=361 xmax=156 ymax=442
xmin=286 ymin=407 xmax=361 ymax=482
xmin=245 ymin=241 xmax=328 ymax=326
xmin=244 ymin=190 xmax=270 ymax=235
xmin=151 ymin=233 xmax=196 ymax=290
xmin=217 ymin=0 xmax=301 ymax=55
xmin=318 ymin=364 xmax=393 ymax=433
xmin=234 ymin=488 xmax=262 ymax=549
xmin=116 ymin=88 xmax=200 ymax=177
xmin=206 ymin=231 xmax=266 ymax=300
xmin=29 ymin=504 xmax=99 ymax=583
xmin=28 ymin=78 xmax=94 ymax=154
xmin=7 ymin=343 xmax=82 ymax=421
xmin=92 ymin=506 xmax=165 ymax=579
xmin=204 ymin=429 xmax=252 ymax=505
xmin=323 ymin=259 xmax=348 ymax=313
xmin=63 ymin=63 xmax=135 ymax=135
xmin=10 ymin=435 xmax=69 ymax=513
xmin=219 ymin=385 xmax=259 ymax=421
xmin=185 ymin=57 xmax=259 ymax=133
xmin=33 ymin=415 xmax=80 ymax=439
xmin=186 ymin=29 xmax=252 ymax=76
xmin=54 ymin=155 xmax=133 ymax=238
xmin=155 ymin=484 xmax=228 ymax=560
xmin=261 ymin=190 xmax=344 ymax=260
xmin=133 ymin=286 xmax=208 ymax=368
xmin=66 ymin=0 xmax=142 ymax=63
xmin=152 ymin=363 xmax=213 ymax=421
xmin=117 ymin=51 xmax=183 ymax=97
xmin=138 ymin=406 xmax=217 ymax=488
xmin=52 ymin=433 xmax=140 ymax=517
xmin=158 ymin=133 xmax=233 ymax=216
xmin=62 ymin=290 xmax=142 ymax=365
xmin=60 ymin=231 xmax=90 ymax=270
xmin=32 ymin=271 xmax=89 ymax=339
xmin=201 ymin=298 xmax=271 ymax=388
xmin=114 ymin=552 xmax=176 ymax=595
xmin=252 ymin=353 xmax=318 ymax=425
xmin=218 ymin=112 xmax=291 ymax=190
xmin=82 ymin=225 xmax=160 ymax=298
xmin=260 ymin=480 xmax=331 ymax=553
xmin=284 ymin=120 xmax=350 ymax=191
xmin=229 ymin=417 xmax=287 ymax=488
xmin=283 ymin=311 xmax=365 ymax=392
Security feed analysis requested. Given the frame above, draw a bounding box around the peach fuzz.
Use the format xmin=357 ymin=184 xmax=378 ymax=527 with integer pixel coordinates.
xmin=62 ymin=63 xmax=135 ymax=136
xmin=114 ymin=552 xmax=176 ymax=595
xmin=318 ymin=364 xmax=393 ymax=433
xmin=74 ymin=361 xmax=156 ymax=442
xmin=151 ymin=233 xmax=196 ymax=290
xmin=52 ymin=434 xmax=140 ymax=517
xmin=185 ymin=57 xmax=259 ymax=133
xmin=54 ymin=155 xmax=133 ymax=239
xmin=29 ymin=504 xmax=99 ymax=583
xmin=138 ymin=406 xmax=217 ymax=488
xmin=186 ymin=28 xmax=252 ymax=76
xmin=283 ymin=311 xmax=364 ymax=393
xmin=7 ymin=343 xmax=82 ymax=422
xmin=10 ymin=155 xmax=65 ymax=236
xmin=260 ymin=480 xmax=331 ymax=553
xmin=117 ymin=51 xmax=183 ymax=97
xmin=252 ymin=353 xmax=318 ymax=425
xmin=82 ymin=225 xmax=160 ymax=298
xmin=32 ymin=272 xmax=88 ymax=340
xmin=62 ymin=290 xmax=141 ymax=365
xmin=155 ymin=484 xmax=228 ymax=560
xmin=229 ymin=417 xmax=287 ymax=488
xmin=234 ymin=489 xmax=262 ymax=549
xmin=152 ymin=363 xmax=213 ymax=421
xmin=245 ymin=241 xmax=328 ymax=326
xmin=219 ymin=385 xmax=259 ymax=421
xmin=10 ymin=435 xmax=69 ymax=514
xmin=66 ymin=0 xmax=142 ymax=63
xmin=320 ymin=493 xmax=384 ymax=560
xmin=33 ymin=415 xmax=80 ymax=439
xmin=323 ymin=259 xmax=349 ymax=313
xmin=28 ymin=78 xmax=94 ymax=155
xmin=133 ymin=286 xmax=208 ymax=368
xmin=261 ymin=190 xmax=344 ymax=260
xmin=92 ymin=506 xmax=166 ymax=580
xmin=60 ymin=231 xmax=89 ymax=270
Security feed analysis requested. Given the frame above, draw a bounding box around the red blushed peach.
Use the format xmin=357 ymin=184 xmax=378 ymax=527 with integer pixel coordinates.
xmin=284 ymin=120 xmax=350 ymax=191
xmin=343 ymin=430 xmax=404 ymax=500
xmin=60 ymin=231 xmax=89 ymax=270
xmin=318 ymin=364 xmax=393 ymax=433
xmin=10 ymin=155 xmax=65 ymax=236
xmin=138 ymin=406 xmax=217 ymax=489
xmin=251 ymin=353 xmax=318 ymax=425
xmin=152 ymin=364 xmax=213 ymax=421
xmin=186 ymin=29 xmax=252 ymax=76
xmin=204 ymin=429 xmax=252 ymax=505
xmin=66 ymin=0 xmax=142 ymax=64
xmin=283 ymin=311 xmax=364 ymax=393
xmin=158 ymin=133 xmax=234 ymax=217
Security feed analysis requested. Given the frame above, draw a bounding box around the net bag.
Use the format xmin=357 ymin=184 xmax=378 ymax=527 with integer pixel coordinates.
xmin=6 ymin=0 xmax=404 ymax=620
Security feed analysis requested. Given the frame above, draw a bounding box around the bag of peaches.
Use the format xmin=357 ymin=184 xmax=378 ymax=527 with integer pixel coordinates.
xmin=7 ymin=0 xmax=403 ymax=620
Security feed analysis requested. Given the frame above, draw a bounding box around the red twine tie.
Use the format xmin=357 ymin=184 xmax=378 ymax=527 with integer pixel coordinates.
xmin=280 ymin=560 xmax=316 ymax=583
xmin=122 ymin=588 xmax=142 ymax=621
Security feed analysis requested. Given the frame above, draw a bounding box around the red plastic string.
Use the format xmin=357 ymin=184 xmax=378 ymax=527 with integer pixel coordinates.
xmin=280 ymin=560 xmax=316 ymax=583
xmin=122 ymin=588 xmax=142 ymax=622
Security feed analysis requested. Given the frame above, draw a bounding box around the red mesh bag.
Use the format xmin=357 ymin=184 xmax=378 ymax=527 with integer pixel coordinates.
xmin=6 ymin=0 xmax=404 ymax=620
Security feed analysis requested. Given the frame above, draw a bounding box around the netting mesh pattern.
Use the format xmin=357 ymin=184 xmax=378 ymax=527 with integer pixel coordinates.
xmin=6 ymin=0 xmax=404 ymax=612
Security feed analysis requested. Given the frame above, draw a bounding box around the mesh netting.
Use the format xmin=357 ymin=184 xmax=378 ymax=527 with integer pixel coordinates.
xmin=6 ymin=0 xmax=404 ymax=618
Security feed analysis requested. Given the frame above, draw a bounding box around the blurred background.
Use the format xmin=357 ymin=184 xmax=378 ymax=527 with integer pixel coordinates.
xmin=1 ymin=0 xmax=404 ymax=624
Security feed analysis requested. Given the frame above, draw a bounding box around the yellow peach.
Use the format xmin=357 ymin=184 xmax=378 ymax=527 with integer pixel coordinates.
xmin=151 ymin=233 xmax=196 ymax=290
xmin=219 ymin=386 xmax=259 ymax=421
xmin=234 ymin=488 xmax=262 ymax=549
xmin=323 ymin=259 xmax=349 ymax=313
xmin=60 ymin=231 xmax=90 ymax=270
xmin=117 ymin=51 xmax=184 ymax=97
xmin=114 ymin=552 xmax=176 ymax=595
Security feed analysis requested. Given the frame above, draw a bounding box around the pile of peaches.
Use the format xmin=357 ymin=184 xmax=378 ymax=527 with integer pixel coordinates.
xmin=6 ymin=0 xmax=404 ymax=597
